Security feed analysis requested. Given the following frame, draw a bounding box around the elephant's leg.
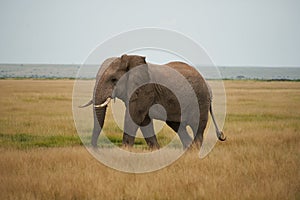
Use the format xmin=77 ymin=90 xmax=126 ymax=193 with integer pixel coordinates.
xmin=193 ymin=107 xmax=209 ymax=148
xmin=92 ymin=107 xmax=107 ymax=147
xmin=123 ymin=109 xmax=138 ymax=147
xmin=140 ymin=116 xmax=160 ymax=149
xmin=192 ymin=120 xmax=207 ymax=148
xmin=166 ymin=121 xmax=192 ymax=149
xmin=91 ymin=108 xmax=101 ymax=147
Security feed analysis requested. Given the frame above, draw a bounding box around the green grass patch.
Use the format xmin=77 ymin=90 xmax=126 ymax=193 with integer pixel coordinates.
xmin=227 ymin=113 xmax=300 ymax=122
xmin=0 ymin=133 xmax=83 ymax=149
xmin=0 ymin=133 xmax=150 ymax=149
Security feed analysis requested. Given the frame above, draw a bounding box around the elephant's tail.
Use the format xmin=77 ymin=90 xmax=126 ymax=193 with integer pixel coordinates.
xmin=78 ymin=100 xmax=93 ymax=108
xmin=209 ymin=104 xmax=226 ymax=141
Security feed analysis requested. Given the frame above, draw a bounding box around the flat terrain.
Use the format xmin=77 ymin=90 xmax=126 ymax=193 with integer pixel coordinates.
xmin=0 ymin=79 xmax=299 ymax=199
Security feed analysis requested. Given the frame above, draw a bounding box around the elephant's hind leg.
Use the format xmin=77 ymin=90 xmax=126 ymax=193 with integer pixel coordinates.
xmin=140 ymin=116 xmax=160 ymax=149
xmin=166 ymin=121 xmax=192 ymax=149
xmin=193 ymin=119 xmax=208 ymax=148
xmin=192 ymin=104 xmax=209 ymax=148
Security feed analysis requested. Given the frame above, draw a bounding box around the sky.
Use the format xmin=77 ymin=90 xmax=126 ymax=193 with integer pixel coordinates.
xmin=0 ymin=0 xmax=299 ymax=66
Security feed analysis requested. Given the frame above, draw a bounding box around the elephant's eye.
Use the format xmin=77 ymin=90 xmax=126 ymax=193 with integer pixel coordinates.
xmin=111 ymin=78 xmax=118 ymax=84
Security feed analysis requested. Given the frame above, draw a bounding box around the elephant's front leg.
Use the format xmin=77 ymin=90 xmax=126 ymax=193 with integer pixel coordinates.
xmin=140 ymin=116 xmax=160 ymax=149
xmin=122 ymin=109 xmax=138 ymax=147
xmin=92 ymin=107 xmax=107 ymax=147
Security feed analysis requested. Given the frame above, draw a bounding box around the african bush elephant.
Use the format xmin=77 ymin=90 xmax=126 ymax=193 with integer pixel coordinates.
xmin=79 ymin=54 xmax=226 ymax=149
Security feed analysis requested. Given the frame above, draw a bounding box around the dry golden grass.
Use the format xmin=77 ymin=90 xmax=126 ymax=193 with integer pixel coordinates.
xmin=0 ymin=80 xmax=76 ymax=136
xmin=0 ymin=79 xmax=299 ymax=199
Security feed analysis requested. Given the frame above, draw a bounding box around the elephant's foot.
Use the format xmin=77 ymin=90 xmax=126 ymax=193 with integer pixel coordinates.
xmin=91 ymin=143 xmax=97 ymax=148
xmin=179 ymin=135 xmax=193 ymax=149
xmin=191 ymin=140 xmax=202 ymax=150
xmin=91 ymin=139 xmax=98 ymax=148
xmin=148 ymin=143 xmax=160 ymax=150
xmin=122 ymin=133 xmax=135 ymax=147
xmin=145 ymin=136 xmax=160 ymax=150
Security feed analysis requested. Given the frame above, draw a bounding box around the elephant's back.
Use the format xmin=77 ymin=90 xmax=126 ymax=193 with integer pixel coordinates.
xmin=165 ymin=61 xmax=205 ymax=82
xmin=165 ymin=61 xmax=210 ymax=104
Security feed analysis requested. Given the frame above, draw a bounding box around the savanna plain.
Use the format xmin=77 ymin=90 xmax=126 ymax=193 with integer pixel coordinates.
xmin=0 ymin=79 xmax=299 ymax=199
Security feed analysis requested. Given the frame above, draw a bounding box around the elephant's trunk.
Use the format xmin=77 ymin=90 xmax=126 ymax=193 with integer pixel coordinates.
xmin=91 ymin=106 xmax=107 ymax=147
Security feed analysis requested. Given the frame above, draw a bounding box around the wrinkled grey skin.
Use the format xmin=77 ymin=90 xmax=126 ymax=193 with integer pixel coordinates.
xmin=80 ymin=54 xmax=226 ymax=149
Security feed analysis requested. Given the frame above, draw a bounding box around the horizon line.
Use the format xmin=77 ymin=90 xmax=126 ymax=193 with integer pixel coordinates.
xmin=0 ymin=63 xmax=300 ymax=68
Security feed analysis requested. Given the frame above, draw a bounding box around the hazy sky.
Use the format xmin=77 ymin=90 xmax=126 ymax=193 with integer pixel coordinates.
xmin=0 ymin=0 xmax=299 ymax=66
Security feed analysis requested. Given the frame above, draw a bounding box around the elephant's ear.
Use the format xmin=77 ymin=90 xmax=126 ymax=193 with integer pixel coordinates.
xmin=125 ymin=56 xmax=151 ymax=100
xmin=124 ymin=56 xmax=154 ymax=123
xmin=120 ymin=54 xmax=130 ymax=71
xmin=120 ymin=54 xmax=147 ymax=71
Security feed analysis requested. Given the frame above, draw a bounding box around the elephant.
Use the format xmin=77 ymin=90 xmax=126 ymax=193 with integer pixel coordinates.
xmin=79 ymin=54 xmax=226 ymax=149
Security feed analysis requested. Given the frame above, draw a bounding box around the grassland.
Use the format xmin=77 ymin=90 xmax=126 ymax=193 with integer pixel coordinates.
xmin=0 ymin=79 xmax=299 ymax=199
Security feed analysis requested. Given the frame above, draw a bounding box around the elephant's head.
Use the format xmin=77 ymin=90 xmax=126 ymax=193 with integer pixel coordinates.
xmin=94 ymin=54 xmax=148 ymax=105
xmin=92 ymin=54 xmax=151 ymax=146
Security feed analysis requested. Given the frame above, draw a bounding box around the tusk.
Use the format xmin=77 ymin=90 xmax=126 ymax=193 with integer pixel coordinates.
xmin=78 ymin=100 xmax=93 ymax=108
xmin=94 ymin=97 xmax=111 ymax=108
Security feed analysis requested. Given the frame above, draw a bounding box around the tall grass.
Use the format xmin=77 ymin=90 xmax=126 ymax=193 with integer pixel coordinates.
xmin=0 ymin=80 xmax=299 ymax=199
